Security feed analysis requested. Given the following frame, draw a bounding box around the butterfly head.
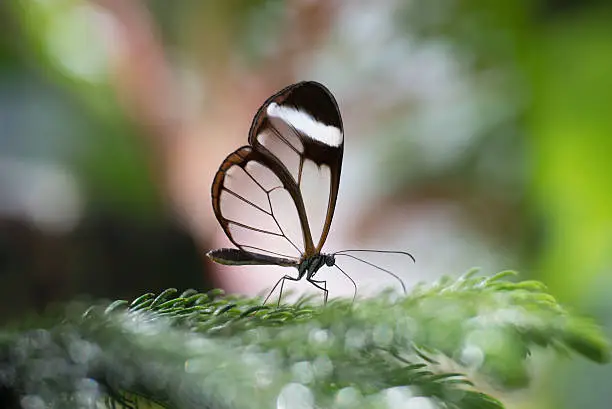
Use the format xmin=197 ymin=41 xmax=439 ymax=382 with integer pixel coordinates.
xmin=323 ymin=253 xmax=335 ymax=267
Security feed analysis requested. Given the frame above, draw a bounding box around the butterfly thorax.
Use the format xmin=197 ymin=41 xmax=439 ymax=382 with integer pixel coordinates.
xmin=297 ymin=253 xmax=336 ymax=280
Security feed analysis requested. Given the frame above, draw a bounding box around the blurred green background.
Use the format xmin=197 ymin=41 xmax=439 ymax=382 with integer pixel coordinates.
xmin=1 ymin=0 xmax=611 ymax=408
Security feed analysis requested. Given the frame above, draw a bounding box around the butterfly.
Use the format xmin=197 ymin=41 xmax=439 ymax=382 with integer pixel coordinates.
xmin=206 ymin=81 xmax=413 ymax=304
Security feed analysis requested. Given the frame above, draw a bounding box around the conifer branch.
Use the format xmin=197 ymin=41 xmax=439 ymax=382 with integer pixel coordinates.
xmin=0 ymin=271 xmax=608 ymax=408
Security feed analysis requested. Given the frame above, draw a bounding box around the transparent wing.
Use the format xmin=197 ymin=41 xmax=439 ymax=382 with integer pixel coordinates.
xmin=248 ymin=81 xmax=344 ymax=254
xmin=211 ymin=146 xmax=306 ymax=260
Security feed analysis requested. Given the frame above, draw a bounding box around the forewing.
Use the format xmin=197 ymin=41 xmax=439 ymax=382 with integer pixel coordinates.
xmin=248 ymin=81 xmax=344 ymax=254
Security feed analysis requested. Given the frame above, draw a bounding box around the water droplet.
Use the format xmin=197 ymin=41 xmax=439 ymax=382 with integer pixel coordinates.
xmin=291 ymin=361 xmax=315 ymax=384
xmin=313 ymin=355 xmax=334 ymax=379
xmin=20 ymin=395 xmax=45 ymax=409
xmin=459 ymin=344 xmax=484 ymax=368
xmin=406 ymin=396 xmax=438 ymax=409
xmin=383 ymin=386 xmax=414 ymax=409
xmin=277 ymin=383 xmax=314 ymax=409
xmin=344 ymin=328 xmax=367 ymax=351
xmin=255 ymin=367 xmax=274 ymax=388
xmin=334 ymin=387 xmax=362 ymax=408
xmin=68 ymin=339 xmax=100 ymax=364
xmin=309 ymin=328 xmax=331 ymax=346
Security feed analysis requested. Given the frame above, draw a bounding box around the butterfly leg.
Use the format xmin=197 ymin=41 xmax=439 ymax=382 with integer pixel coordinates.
xmin=307 ymin=278 xmax=328 ymax=305
xmin=264 ymin=275 xmax=300 ymax=306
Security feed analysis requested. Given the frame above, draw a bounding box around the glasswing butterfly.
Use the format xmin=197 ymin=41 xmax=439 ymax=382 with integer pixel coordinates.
xmin=207 ymin=81 xmax=414 ymax=304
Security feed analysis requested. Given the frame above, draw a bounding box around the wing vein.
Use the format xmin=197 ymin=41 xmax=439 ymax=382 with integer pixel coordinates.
xmin=241 ymin=165 xmax=272 ymax=195
xmin=241 ymin=245 xmax=297 ymax=259
xmin=297 ymin=157 xmax=304 ymax=187
xmin=266 ymin=192 xmax=304 ymax=256
xmin=225 ymin=219 xmax=283 ymax=236
xmin=268 ymin=121 xmax=302 ymax=156
xmin=223 ymin=187 xmax=271 ymax=215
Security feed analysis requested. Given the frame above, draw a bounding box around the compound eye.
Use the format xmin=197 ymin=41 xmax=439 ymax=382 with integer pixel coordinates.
xmin=325 ymin=255 xmax=335 ymax=266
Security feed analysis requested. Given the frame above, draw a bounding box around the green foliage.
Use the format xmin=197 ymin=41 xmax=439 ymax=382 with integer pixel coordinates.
xmin=0 ymin=271 xmax=608 ymax=408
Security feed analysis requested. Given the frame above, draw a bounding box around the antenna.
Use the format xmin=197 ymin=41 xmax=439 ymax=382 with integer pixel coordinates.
xmin=333 ymin=249 xmax=414 ymax=294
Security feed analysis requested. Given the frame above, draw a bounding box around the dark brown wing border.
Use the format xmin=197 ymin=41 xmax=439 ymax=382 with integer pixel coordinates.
xmin=211 ymin=145 xmax=315 ymax=257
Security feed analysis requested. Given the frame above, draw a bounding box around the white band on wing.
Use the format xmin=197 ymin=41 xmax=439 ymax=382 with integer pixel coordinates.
xmin=267 ymin=102 xmax=343 ymax=147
